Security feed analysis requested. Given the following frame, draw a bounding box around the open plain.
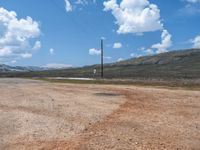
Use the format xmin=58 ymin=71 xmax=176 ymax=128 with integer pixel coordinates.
xmin=0 ymin=78 xmax=200 ymax=150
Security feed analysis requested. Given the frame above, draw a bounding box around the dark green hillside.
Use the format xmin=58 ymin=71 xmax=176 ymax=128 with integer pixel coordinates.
xmin=1 ymin=49 xmax=200 ymax=80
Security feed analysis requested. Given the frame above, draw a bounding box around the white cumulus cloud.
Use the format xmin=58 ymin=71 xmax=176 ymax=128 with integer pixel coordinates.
xmin=33 ymin=41 xmax=41 ymax=50
xmin=130 ymin=53 xmax=141 ymax=58
xmin=64 ymin=0 xmax=96 ymax=12
xmin=117 ymin=57 xmax=123 ymax=62
xmin=0 ymin=7 xmax=41 ymax=63
xmin=21 ymin=53 xmax=32 ymax=58
xmin=49 ymin=48 xmax=55 ymax=55
xmin=65 ymin=0 xmax=73 ymax=12
xmin=113 ymin=42 xmax=122 ymax=49
xmin=145 ymin=48 xmax=154 ymax=55
xmin=89 ymin=48 xmax=101 ymax=55
xmin=191 ymin=35 xmax=200 ymax=48
xmin=103 ymin=0 xmax=163 ymax=34
xmin=152 ymin=29 xmax=172 ymax=53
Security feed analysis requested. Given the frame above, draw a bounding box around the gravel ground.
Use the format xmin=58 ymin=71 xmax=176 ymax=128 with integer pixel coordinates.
xmin=0 ymin=78 xmax=200 ymax=150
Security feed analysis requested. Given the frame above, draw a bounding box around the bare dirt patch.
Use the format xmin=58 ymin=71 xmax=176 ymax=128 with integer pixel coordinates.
xmin=0 ymin=78 xmax=200 ymax=150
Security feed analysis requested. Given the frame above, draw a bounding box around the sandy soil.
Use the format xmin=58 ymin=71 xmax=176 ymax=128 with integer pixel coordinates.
xmin=0 ymin=78 xmax=199 ymax=150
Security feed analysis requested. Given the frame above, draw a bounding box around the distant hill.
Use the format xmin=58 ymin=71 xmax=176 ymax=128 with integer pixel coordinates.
xmin=104 ymin=48 xmax=200 ymax=79
xmin=115 ymin=48 xmax=200 ymax=66
xmin=0 ymin=64 xmax=47 ymax=72
xmin=1 ymin=48 xmax=200 ymax=80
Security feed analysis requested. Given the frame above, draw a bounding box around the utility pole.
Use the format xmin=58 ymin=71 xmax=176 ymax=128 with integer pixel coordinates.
xmin=101 ymin=38 xmax=104 ymax=78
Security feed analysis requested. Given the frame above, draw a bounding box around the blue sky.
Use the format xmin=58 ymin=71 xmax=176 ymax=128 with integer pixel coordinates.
xmin=0 ymin=0 xmax=200 ymax=68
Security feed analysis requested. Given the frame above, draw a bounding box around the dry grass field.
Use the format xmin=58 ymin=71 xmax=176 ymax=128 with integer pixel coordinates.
xmin=0 ymin=78 xmax=200 ymax=150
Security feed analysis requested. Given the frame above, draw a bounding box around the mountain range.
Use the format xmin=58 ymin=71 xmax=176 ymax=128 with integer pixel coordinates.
xmin=0 ymin=64 xmax=47 ymax=72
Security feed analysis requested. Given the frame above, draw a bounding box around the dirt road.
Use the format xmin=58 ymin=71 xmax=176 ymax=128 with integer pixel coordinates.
xmin=0 ymin=78 xmax=199 ymax=150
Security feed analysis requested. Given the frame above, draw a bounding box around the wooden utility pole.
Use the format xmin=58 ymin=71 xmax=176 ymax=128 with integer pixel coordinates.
xmin=101 ymin=38 xmax=104 ymax=78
